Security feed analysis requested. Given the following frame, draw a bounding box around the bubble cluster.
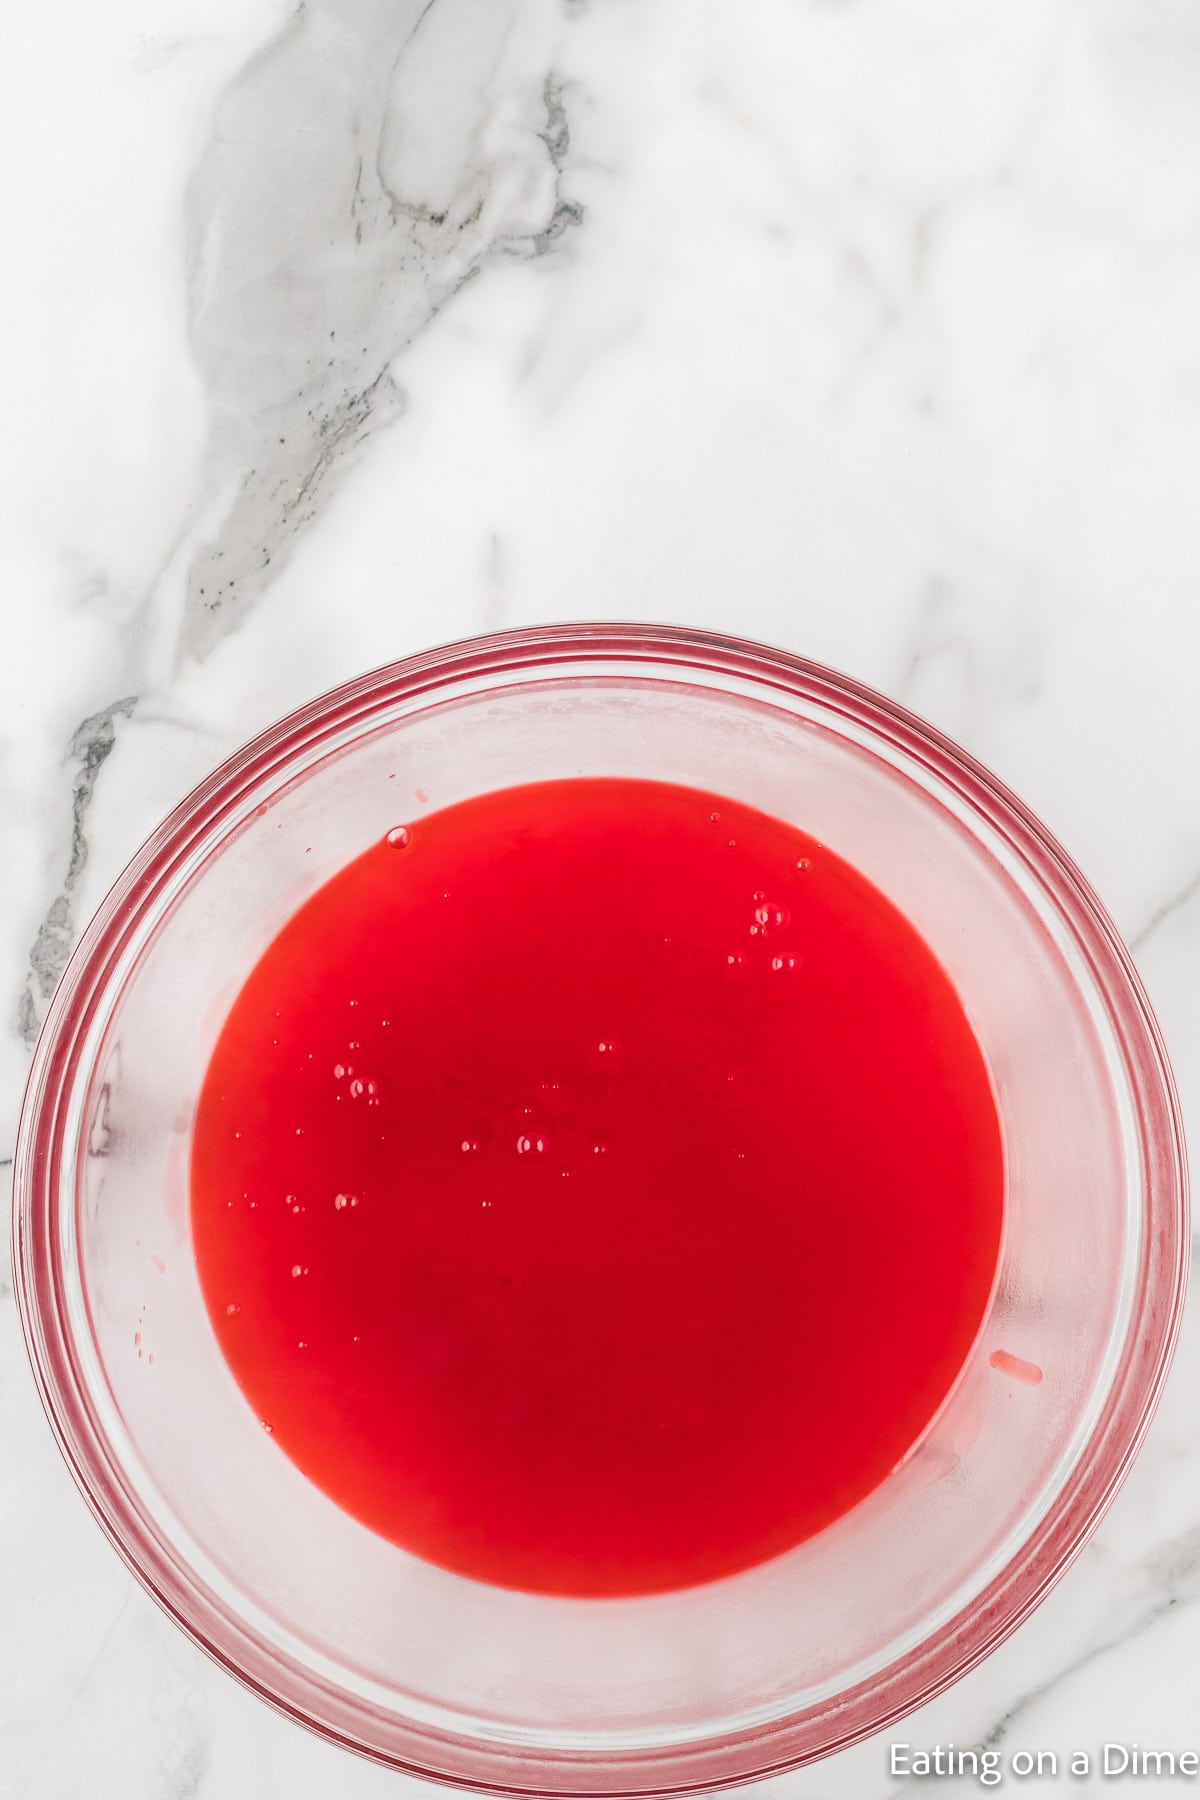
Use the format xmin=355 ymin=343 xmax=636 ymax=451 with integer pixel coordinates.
xmin=754 ymin=899 xmax=790 ymax=932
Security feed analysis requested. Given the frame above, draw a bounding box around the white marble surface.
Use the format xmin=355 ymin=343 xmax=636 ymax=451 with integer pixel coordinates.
xmin=2 ymin=0 xmax=1199 ymax=1793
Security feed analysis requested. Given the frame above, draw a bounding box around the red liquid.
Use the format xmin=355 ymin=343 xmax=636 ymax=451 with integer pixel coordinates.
xmin=191 ymin=778 xmax=1003 ymax=1596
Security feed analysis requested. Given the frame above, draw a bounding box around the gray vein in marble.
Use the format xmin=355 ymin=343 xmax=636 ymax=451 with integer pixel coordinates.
xmin=481 ymin=529 xmax=508 ymax=632
xmin=890 ymin=1526 xmax=1200 ymax=1793
xmin=155 ymin=1680 xmax=210 ymax=1800
xmin=897 ymin=572 xmax=1043 ymax=730
xmin=179 ymin=0 xmax=574 ymax=662
xmin=1132 ymin=865 xmax=1200 ymax=952
xmin=16 ymin=699 xmax=137 ymax=1047
xmin=16 ymin=1591 xmax=134 ymax=1796
xmin=899 ymin=578 xmax=962 ymax=697
xmin=13 ymin=0 xmax=578 ymax=1057
xmin=529 ymin=73 xmax=584 ymax=254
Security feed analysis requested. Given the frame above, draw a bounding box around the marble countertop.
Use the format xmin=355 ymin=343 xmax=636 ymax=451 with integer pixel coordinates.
xmin=3 ymin=1 xmax=1199 ymax=1794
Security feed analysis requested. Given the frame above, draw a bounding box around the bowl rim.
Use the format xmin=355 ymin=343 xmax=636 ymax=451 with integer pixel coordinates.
xmin=13 ymin=622 xmax=1190 ymax=1795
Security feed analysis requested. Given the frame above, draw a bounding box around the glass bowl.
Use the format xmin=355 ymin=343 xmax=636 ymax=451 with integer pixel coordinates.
xmin=13 ymin=624 xmax=1187 ymax=1795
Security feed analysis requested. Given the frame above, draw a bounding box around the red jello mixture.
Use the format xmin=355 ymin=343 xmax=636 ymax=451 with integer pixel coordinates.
xmin=190 ymin=777 xmax=1003 ymax=1596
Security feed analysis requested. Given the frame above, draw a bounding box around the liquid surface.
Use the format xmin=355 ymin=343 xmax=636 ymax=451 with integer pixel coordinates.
xmin=191 ymin=778 xmax=1004 ymax=1596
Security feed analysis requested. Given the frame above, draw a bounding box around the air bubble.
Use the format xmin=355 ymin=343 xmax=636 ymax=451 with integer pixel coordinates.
xmin=517 ymin=1134 xmax=547 ymax=1156
xmin=596 ymin=1040 xmax=615 ymax=1056
xmin=709 ymin=811 xmax=721 ymax=823
xmin=796 ymin=856 xmax=812 ymax=872
xmin=726 ymin=952 xmax=746 ymax=968
xmin=291 ymin=1264 xmax=307 ymax=1278
xmin=333 ymin=1064 xmax=345 ymax=1080
xmin=460 ymin=1139 xmax=479 ymax=1154
xmin=386 ymin=825 xmax=411 ymax=849
xmin=349 ymin=1079 xmax=365 ymax=1098
xmin=770 ymin=953 xmax=799 ymax=974
xmin=225 ymin=1303 xmax=241 ymax=1317
xmin=262 ymin=1422 xmax=274 ymax=1435
xmin=754 ymin=900 xmax=790 ymax=931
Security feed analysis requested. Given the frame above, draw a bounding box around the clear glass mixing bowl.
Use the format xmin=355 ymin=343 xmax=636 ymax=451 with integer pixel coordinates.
xmin=13 ymin=625 xmax=1187 ymax=1794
